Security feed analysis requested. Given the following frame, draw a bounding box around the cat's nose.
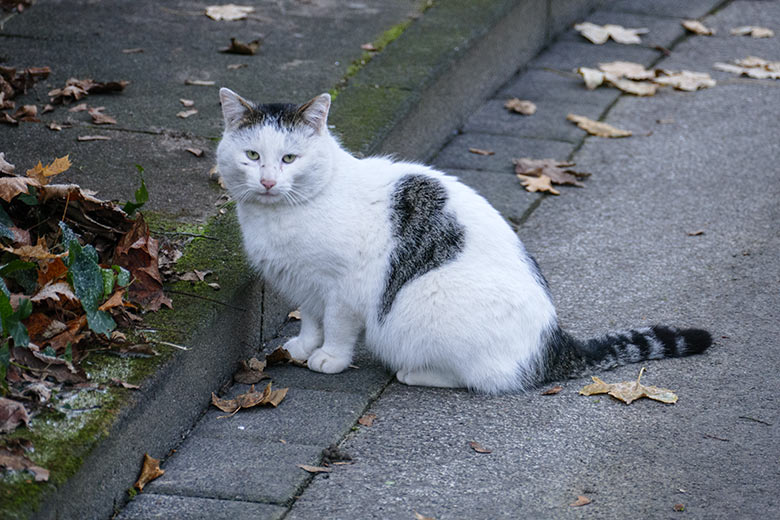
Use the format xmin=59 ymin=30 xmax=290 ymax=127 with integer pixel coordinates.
xmin=261 ymin=179 xmax=276 ymax=190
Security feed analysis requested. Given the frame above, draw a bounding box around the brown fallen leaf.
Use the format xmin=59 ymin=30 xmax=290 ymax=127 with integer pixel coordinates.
xmin=579 ymin=367 xmax=678 ymax=404
xmin=577 ymin=67 xmax=606 ymax=89
xmin=179 ymin=98 xmax=195 ymax=107
xmin=287 ymin=309 xmax=301 ymax=320
xmin=266 ymin=346 xmax=308 ymax=367
xmin=0 ymin=112 xmax=18 ymax=125
xmin=134 ymin=453 xmax=164 ymax=491
xmin=541 ymin=385 xmax=563 ymax=395
xmin=88 ymin=106 xmax=117 ymax=125
xmin=31 ymin=281 xmax=78 ymax=305
xmin=653 ymin=70 xmax=716 ymax=91
xmin=574 ymin=22 xmax=648 ymax=45
xmin=205 ymin=4 xmax=254 ymax=21
xmin=567 ymin=113 xmax=632 ymax=138
xmin=687 ymin=230 xmax=705 ymax=237
xmin=468 ymin=147 xmax=495 ymax=156
xmin=0 ymin=176 xmax=38 ymax=202
xmin=730 ymin=26 xmax=774 ymax=38
xmin=110 ymin=378 xmax=141 ymax=390
xmin=11 ymin=104 xmax=38 ymax=122
xmin=570 ymin=495 xmax=592 ymax=507
xmin=68 ymin=103 xmax=89 ymax=112
xmin=48 ymin=122 xmax=62 ymax=131
xmin=682 ymin=20 xmax=715 ymax=36
xmin=177 ymin=109 xmax=198 ymax=119
xmin=361 ymin=42 xmax=378 ymax=52
xmin=516 ymin=174 xmax=560 ymax=195
xmin=26 ymin=154 xmax=71 ymax=185
xmin=233 ymin=357 xmax=269 ymax=384
xmin=0 ymin=397 xmax=29 ymax=433
xmin=220 ymin=38 xmax=262 ymax=56
xmin=0 ymin=445 xmax=49 ymax=482
xmin=297 ymin=464 xmax=331 ymax=474
xmin=504 ymin=98 xmax=536 ymax=115
xmin=468 ymin=441 xmax=492 ymax=454
xmin=185 ymin=147 xmax=204 ymax=157
xmin=211 ymin=382 xmax=288 ymax=415
xmin=48 ymin=78 xmax=129 ymax=104
xmin=512 ymin=158 xmax=590 ymax=187
xmin=607 ymin=77 xmax=658 ymax=96
xmin=358 ymin=413 xmax=377 ymax=427
xmin=0 ymin=152 xmax=14 ymax=174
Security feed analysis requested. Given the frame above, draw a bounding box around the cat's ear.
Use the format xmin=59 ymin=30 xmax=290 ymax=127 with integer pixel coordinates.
xmin=297 ymin=93 xmax=331 ymax=134
xmin=219 ymin=87 xmax=253 ymax=128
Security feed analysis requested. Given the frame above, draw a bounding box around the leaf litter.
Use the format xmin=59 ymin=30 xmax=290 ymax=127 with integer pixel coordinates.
xmin=567 ymin=114 xmax=633 ymax=138
xmin=730 ymin=26 xmax=774 ymax=38
xmin=577 ymin=62 xmax=715 ymax=94
xmin=714 ymin=57 xmax=780 ymax=80
xmin=579 ymin=367 xmax=678 ymax=404
xmin=574 ymin=22 xmax=648 ymax=45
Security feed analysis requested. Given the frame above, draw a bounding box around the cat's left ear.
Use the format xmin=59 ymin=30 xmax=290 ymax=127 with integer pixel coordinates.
xmin=297 ymin=93 xmax=331 ymax=134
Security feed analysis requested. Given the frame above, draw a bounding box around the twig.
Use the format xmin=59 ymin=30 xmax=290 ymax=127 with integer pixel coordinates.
xmin=703 ymin=433 xmax=729 ymax=442
xmin=738 ymin=415 xmax=772 ymax=426
xmin=164 ymin=289 xmax=248 ymax=311
xmin=150 ymin=230 xmax=219 ymax=241
xmin=151 ymin=340 xmax=191 ymax=351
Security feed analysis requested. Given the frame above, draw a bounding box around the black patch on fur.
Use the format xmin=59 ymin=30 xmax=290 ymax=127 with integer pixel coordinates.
xmin=238 ymin=103 xmax=306 ymax=130
xmin=379 ymin=175 xmax=465 ymax=321
xmin=526 ymin=253 xmax=550 ymax=294
xmin=651 ymin=325 xmax=679 ymax=357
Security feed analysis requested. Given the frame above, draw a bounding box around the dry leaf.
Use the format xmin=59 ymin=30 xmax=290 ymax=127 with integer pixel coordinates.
xmin=11 ymin=104 xmax=38 ymax=122
xmin=541 ymin=385 xmax=563 ymax=395
xmin=468 ymin=441 xmax=492 ymax=454
xmin=179 ymin=98 xmax=195 ymax=107
xmin=31 ymin=281 xmax=78 ymax=305
xmin=134 ymin=453 xmax=164 ymax=491
xmin=185 ymin=148 xmax=204 ymax=157
xmin=48 ymin=122 xmax=62 ymax=131
xmin=77 ymin=135 xmax=111 ymax=141
xmin=714 ymin=57 xmax=780 ymax=80
xmin=0 ymin=152 xmax=15 ymax=175
xmin=598 ymin=61 xmax=655 ymax=80
xmin=2 ymin=242 xmax=66 ymax=261
xmin=177 ymin=109 xmax=198 ymax=119
xmin=682 ymin=20 xmax=714 ymax=35
xmin=730 ymin=26 xmax=774 ymax=38
xmin=211 ymin=382 xmax=288 ymax=415
xmin=570 ymin=495 xmax=592 ymax=507
xmin=88 ymin=106 xmax=117 ymax=125
xmin=361 ymin=43 xmax=378 ymax=52
xmin=287 ymin=309 xmax=301 ymax=320
xmin=517 ymin=174 xmax=560 ymax=195
xmin=358 ymin=413 xmax=377 ymax=427
xmin=0 ymin=397 xmax=29 ymax=433
xmin=608 ymin=77 xmax=658 ymax=96
xmin=184 ymin=79 xmax=216 ymax=86
xmin=68 ymin=103 xmax=89 ymax=113
xmin=297 ymin=464 xmax=331 ymax=474
xmin=512 ymin=158 xmax=590 ymax=187
xmin=578 ymin=67 xmax=606 ymax=89
xmin=579 ymin=367 xmax=678 ymax=404
xmin=233 ymin=357 xmax=269 ymax=384
xmin=220 ymin=38 xmax=262 ymax=56
xmin=227 ymin=63 xmax=248 ymax=70
xmin=0 ymin=445 xmax=49 ymax=481
xmin=110 ymin=378 xmax=140 ymax=390
xmin=574 ymin=22 xmax=648 ymax=45
xmin=0 ymin=176 xmax=38 ymax=202
xmin=653 ymin=70 xmax=716 ymax=91
xmin=415 ymin=513 xmax=436 ymax=520
xmin=687 ymin=230 xmax=705 ymax=236
xmin=504 ymin=98 xmax=536 ymax=115
xmin=567 ymin=113 xmax=632 ymax=137
xmin=206 ymin=4 xmax=254 ymax=21
xmin=26 ymin=155 xmax=71 ymax=185
xmin=468 ymin=148 xmax=495 ymax=156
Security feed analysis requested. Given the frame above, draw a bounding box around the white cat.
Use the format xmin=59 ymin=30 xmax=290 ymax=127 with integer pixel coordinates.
xmin=216 ymin=88 xmax=711 ymax=394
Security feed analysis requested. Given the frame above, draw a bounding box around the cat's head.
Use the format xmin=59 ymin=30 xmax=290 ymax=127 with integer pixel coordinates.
xmin=216 ymin=88 xmax=333 ymax=206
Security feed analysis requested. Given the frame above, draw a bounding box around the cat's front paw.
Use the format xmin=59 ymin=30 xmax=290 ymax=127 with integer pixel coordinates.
xmin=307 ymin=348 xmax=350 ymax=374
xmin=283 ymin=336 xmax=319 ymax=361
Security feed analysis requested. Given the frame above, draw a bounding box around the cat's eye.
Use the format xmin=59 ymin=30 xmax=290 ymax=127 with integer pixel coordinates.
xmin=282 ymin=154 xmax=297 ymax=164
xmin=245 ymin=150 xmax=260 ymax=161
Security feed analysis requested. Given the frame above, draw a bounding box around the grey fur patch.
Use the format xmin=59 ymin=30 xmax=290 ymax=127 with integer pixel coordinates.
xmin=379 ymin=175 xmax=465 ymax=321
xmin=238 ymin=102 xmax=309 ymax=130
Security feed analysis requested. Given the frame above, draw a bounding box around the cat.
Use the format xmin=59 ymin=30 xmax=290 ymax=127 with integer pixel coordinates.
xmin=215 ymin=88 xmax=711 ymax=394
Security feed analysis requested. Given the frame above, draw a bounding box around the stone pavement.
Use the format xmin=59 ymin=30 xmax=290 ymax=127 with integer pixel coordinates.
xmin=3 ymin=0 xmax=779 ymax=518
xmin=119 ymin=0 xmax=780 ymax=519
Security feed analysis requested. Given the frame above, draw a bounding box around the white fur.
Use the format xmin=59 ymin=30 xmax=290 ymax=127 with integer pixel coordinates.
xmin=216 ymin=89 xmax=558 ymax=394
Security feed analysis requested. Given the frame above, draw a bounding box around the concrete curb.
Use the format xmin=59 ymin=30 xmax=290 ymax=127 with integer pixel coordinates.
xmin=9 ymin=1 xmax=605 ymax=519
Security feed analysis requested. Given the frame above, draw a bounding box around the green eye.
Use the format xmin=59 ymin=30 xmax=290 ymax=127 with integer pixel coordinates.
xmin=246 ymin=150 xmax=259 ymax=160
xmin=282 ymin=154 xmax=297 ymax=164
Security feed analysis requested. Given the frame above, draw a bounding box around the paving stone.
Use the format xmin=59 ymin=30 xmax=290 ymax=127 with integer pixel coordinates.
xmin=497 ymin=67 xmax=621 ymax=106
xmin=528 ymin=40 xmax=662 ymax=71
xmin=146 ymin=437 xmax=322 ymax=504
xmin=604 ymin=0 xmax=723 ymax=19
xmin=462 ymin=98 xmax=605 ymax=143
xmin=194 ymin=387 xmax=369 ymax=446
xmin=434 ymin=133 xmax=576 ymax=173
xmin=116 ymin=494 xmax=286 ymax=520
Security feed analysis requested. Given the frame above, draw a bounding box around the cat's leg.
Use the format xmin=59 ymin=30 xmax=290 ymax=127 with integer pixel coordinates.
xmin=283 ymin=308 xmax=323 ymax=361
xmin=307 ymin=301 xmax=360 ymax=374
xmin=396 ymin=368 xmax=462 ymax=388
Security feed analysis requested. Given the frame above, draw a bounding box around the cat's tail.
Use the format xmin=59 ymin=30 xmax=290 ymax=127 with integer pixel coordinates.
xmin=541 ymin=325 xmax=712 ymax=382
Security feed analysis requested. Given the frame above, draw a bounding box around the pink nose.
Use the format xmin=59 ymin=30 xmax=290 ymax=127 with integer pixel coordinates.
xmin=261 ymin=179 xmax=276 ymax=190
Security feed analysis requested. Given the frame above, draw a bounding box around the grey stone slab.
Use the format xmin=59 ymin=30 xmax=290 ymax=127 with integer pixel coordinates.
xmin=549 ymin=0 xmax=599 ymax=38
xmin=446 ymin=168 xmax=542 ymax=227
xmin=462 ymin=98 xmax=604 ymax=143
xmin=558 ymin=9 xmax=688 ymax=49
xmin=603 ymin=0 xmax=723 ymax=19
xmin=116 ymin=494 xmax=286 ymax=520
xmin=434 ymin=133 xmax=576 ymax=173
xmin=146 ymin=436 xmax=322 ymax=504
xmin=497 ymin=67 xmax=621 ymax=106
xmin=194 ymin=387 xmax=369 ymax=446
xmin=529 ymin=40 xmax=662 ymax=71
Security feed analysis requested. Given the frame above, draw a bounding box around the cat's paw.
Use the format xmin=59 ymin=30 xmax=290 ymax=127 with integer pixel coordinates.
xmin=283 ymin=336 xmax=319 ymax=361
xmin=307 ymin=348 xmax=350 ymax=374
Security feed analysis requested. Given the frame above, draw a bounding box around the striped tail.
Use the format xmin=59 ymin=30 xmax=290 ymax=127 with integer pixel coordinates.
xmin=577 ymin=325 xmax=712 ymax=370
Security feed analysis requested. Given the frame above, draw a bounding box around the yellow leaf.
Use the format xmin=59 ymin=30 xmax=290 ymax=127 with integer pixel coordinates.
xmin=26 ymin=155 xmax=71 ymax=185
xmin=516 ymin=174 xmax=560 ymax=195
xmin=579 ymin=367 xmax=678 ymax=405
xmin=566 ymin=113 xmax=632 ymax=138
xmin=134 ymin=453 xmax=164 ymax=492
